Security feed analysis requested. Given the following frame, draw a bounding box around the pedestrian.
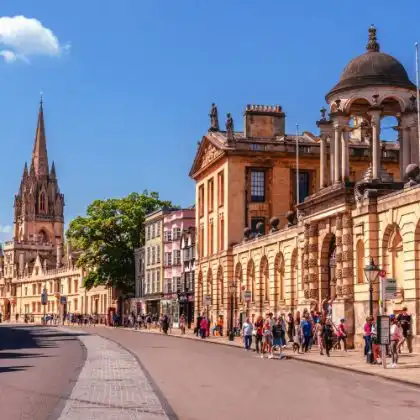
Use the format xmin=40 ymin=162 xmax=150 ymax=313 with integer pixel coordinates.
xmin=179 ymin=314 xmax=186 ymax=335
xmin=242 ymin=318 xmax=253 ymax=350
xmin=397 ymin=307 xmax=412 ymax=353
xmin=286 ymin=312 xmax=294 ymax=342
xmin=336 ymin=318 xmax=347 ymax=351
xmin=162 ymin=314 xmax=169 ymax=334
xmin=363 ymin=316 xmax=372 ymax=359
xmin=314 ymin=319 xmax=324 ymax=355
xmin=322 ymin=320 xmax=334 ymax=357
xmin=390 ymin=315 xmax=403 ymax=368
xmin=272 ymin=318 xmax=284 ymax=357
xmin=300 ymin=314 xmax=312 ymax=353
xmin=195 ymin=314 xmax=202 ymax=336
xmin=254 ymin=316 xmax=264 ymax=354
xmin=200 ymin=316 xmax=208 ymax=339
xmin=261 ymin=320 xmax=273 ymax=359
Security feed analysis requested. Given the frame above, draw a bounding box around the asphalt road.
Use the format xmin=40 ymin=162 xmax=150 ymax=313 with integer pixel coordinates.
xmin=87 ymin=327 xmax=420 ymax=420
xmin=0 ymin=325 xmax=85 ymax=420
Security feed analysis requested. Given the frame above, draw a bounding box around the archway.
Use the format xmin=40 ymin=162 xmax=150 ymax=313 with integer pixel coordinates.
xmin=382 ymin=224 xmax=404 ymax=291
xmin=38 ymin=229 xmax=48 ymax=243
xmin=217 ymin=265 xmax=224 ymax=311
xmin=247 ymin=259 xmax=255 ymax=306
xmin=319 ymin=234 xmax=336 ymax=302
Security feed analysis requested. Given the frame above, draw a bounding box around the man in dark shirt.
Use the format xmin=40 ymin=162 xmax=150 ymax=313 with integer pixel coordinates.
xmin=397 ymin=307 xmax=412 ymax=353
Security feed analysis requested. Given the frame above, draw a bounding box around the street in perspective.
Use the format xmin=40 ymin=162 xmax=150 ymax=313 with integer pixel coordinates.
xmin=1 ymin=2 xmax=420 ymax=419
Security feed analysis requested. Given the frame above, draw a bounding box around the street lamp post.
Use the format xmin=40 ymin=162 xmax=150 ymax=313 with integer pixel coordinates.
xmin=364 ymin=257 xmax=380 ymax=364
xmin=228 ymin=280 xmax=236 ymax=341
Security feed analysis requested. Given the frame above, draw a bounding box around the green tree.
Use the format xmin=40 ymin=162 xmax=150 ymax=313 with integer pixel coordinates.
xmin=66 ymin=191 xmax=175 ymax=295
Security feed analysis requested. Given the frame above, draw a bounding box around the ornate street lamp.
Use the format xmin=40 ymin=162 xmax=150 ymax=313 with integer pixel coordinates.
xmin=228 ymin=280 xmax=236 ymax=341
xmin=364 ymin=258 xmax=380 ymax=317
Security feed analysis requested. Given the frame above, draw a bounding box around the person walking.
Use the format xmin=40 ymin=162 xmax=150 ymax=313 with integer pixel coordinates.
xmin=261 ymin=320 xmax=273 ymax=359
xmin=300 ymin=314 xmax=312 ymax=353
xmin=272 ymin=318 xmax=284 ymax=357
xmin=322 ymin=320 xmax=334 ymax=357
xmin=254 ymin=316 xmax=264 ymax=354
xmin=179 ymin=314 xmax=186 ymax=335
xmin=242 ymin=318 xmax=253 ymax=350
xmin=390 ymin=315 xmax=403 ymax=368
xmin=363 ymin=316 xmax=372 ymax=360
xmin=397 ymin=307 xmax=412 ymax=353
xmin=314 ymin=319 xmax=324 ymax=355
xmin=336 ymin=318 xmax=347 ymax=351
xmin=200 ymin=316 xmax=208 ymax=339
xmin=286 ymin=312 xmax=294 ymax=342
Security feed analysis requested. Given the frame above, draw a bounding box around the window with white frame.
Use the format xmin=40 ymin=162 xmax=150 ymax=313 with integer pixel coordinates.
xmin=173 ymin=227 xmax=181 ymax=241
xmin=164 ymin=230 xmax=172 ymax=242
xmin=152 ymin=270 xmax=156 ymax=293
xmin=146 ymin=225 xmax=151 ymax=240
xmin=147 ymin=247 xmax=151 ymax=265
xmin=165 ymin=252 xmax=172 ymax=266
xmin=173 ymin=276 xmax=182 ymax=292
xmin=165 ymin=278 xmax=172 ymax=293
xmin=152 ymin=223 xmax=156 ymax=238
xmin=156 ymin=221 xmax=161 ymax=237
xmin=152 ymin=246 xmax=156 ymax=264
xmin=173 ymin=249 xmax=181 ymax=265
xmin=156 ymin=245 xmax=160 ymax=263
xmin=156 ymin=269 xmax=160 ymax=292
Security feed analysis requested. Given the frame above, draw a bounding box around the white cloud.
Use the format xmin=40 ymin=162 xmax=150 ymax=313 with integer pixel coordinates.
xmin=0 ymin=224 xmax=12 ymax=234
xmin=0 ymin=15 xmax=69 ymax=63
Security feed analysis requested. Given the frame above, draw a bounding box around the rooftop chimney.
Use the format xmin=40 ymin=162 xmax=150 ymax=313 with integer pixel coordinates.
xmin=244 ymin=104 xmax=285 ymax=138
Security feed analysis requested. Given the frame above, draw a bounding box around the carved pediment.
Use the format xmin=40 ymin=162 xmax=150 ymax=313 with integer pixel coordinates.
xmin=189 ymin=137 xmax=224 ymax=177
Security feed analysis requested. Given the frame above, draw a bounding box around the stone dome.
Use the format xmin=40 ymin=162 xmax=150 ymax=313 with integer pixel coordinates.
xmin=326 ymin=26 xmax=416 ymax=99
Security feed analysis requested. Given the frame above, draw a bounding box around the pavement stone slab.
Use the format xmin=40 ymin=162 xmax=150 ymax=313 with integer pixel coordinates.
xmin=56 ymin=329 xmax=169 ymax=420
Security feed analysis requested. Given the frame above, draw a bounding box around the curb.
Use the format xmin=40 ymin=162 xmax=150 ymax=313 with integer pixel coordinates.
xmin=131 ymin=328 xmax=420 ymax=389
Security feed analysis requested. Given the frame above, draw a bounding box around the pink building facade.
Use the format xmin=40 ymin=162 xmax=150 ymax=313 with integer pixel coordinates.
xmin=162 ymin=208 xmax=195 ymax=326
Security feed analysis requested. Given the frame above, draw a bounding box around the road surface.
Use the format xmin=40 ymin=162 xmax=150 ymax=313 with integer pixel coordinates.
xmin=89 ymin=327 xmax=420 ymax=420
xmin=0 ymin=325 xmax=85 ymax=420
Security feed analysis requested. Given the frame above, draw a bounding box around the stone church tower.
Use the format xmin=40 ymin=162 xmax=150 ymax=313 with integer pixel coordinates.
xmin=3 ymin=99 xmax=65 ymax=279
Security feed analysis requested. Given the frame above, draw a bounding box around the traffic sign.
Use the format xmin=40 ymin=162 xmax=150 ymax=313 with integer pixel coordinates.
xmin=384 ymin=278 xmax=397 ymax=300
xmin=379 ymin=270 xmax=386 ymax=278
xmin=377 ymin=315 xmax=390 ymax=345
xmin=244 ymin=290 xmax=252 ymax=303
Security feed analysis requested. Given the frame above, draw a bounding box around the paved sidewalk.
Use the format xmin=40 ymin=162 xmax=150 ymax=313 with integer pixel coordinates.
xmin=56 ymin=328 xmax=170 ymax=420
xmin=130 ymin=327 xmax=420 ymax=387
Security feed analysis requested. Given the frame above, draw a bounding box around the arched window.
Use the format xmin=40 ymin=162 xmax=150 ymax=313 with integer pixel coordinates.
xmin=40 ymin=192 xmax=46 ymax=212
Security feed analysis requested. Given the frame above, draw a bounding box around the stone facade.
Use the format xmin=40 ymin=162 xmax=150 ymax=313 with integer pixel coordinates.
xmin=0 ymin=100 xmax=112 ymax=323
xmin=189 ymin=26 xmax=420 ymax=345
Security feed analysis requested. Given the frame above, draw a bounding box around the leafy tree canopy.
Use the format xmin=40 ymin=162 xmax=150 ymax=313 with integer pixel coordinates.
xmin=66 ymin=191 xmax=175 ymax=294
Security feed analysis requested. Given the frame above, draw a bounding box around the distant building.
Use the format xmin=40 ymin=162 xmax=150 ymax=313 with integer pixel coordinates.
xmin=162 ymin=208 xmax=195 ymax=326
xmin=0 ymin=100 xmax=113 ymax=323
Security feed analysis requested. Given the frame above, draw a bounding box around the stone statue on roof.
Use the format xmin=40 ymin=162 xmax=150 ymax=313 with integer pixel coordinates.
xmin=226 ymin=113 xmax=234 ymax=141
xmin=209 ymin=103 xmax=220 ymax=131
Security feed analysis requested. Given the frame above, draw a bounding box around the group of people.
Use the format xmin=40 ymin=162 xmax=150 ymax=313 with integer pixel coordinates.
xmin=363 ymin=307 xmax=412 ymax=368
xmin=239 ymin=309 xmax=346 ymax=358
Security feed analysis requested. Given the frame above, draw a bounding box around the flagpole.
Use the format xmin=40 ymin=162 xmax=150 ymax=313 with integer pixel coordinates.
xmin=296 ymin=124 xmax=300 ymax=206
xmin=415 ymin=42 xmax=420 ymax=164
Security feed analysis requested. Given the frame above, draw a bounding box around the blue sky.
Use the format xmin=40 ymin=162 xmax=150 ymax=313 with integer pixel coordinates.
xmin=0 ymin=0 xmax=419 ymax=241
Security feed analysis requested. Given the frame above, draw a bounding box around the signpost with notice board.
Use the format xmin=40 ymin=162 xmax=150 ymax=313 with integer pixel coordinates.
xmin=244 ymin=290 xmax=252 ymax=303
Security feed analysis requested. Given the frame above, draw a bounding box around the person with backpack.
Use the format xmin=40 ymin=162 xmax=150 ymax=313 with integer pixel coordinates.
xmin=254 ymin=316 xmax=264 ymax=354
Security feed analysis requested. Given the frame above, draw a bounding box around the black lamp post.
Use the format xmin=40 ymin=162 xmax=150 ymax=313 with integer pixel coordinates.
xmin=364 ymin=257 xmax=380 ymax=363
xmin=228 ymin=280 xmax=236 ymax=341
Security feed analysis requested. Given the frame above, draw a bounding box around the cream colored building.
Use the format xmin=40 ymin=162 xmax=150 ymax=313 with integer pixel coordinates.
xmin=190 ymin=26 xmax=420 ymax=346
xmin=0 ymin=100 xmax=112 ymax=322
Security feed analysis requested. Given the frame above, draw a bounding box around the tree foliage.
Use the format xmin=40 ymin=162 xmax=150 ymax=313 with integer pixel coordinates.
xmin=66 ymin=191 xmax=175 ymax=294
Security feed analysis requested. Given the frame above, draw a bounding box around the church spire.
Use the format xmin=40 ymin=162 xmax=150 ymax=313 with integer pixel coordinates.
xmin=50 ymin=160 xmax=56 ymax=178
xmin=31 ymin=95 xmax=49 ymax=177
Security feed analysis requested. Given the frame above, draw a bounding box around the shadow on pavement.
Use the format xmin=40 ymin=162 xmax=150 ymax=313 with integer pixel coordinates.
xmin=0 ymin=326 xmax=89 ymax=374
xmin=0 ymin=365 xmax=33 ymax=373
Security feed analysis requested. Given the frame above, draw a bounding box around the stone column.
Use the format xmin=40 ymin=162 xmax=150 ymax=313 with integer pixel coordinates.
xmin=368 ymin=110 xmax=381 ymax=180
xmin=335 ymin=214 xmax=343 ymax=298
xmin=308 ymin=223 xmax=319 ymax=305
xmin=410 ymin=118 xmax=419 ymax=166
xmin=341 ymin=130 xmax=350 ymax=181
xmin=303 ymin=224 xmax=310 ymax=300
xmin=341 ymin=213 xmax=353 ymax=300
xmin=320 ymin=137 xmax=327 ymax=188
xmin=402 ymin=127 xmax=411 ymax=173
xmin=333 ymin=124 xmax=341 ymax=183
xmin=329 ymin=137 xmax=335 ymax=184
xmin=399 ymin=132 xmax=404 ymax=180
